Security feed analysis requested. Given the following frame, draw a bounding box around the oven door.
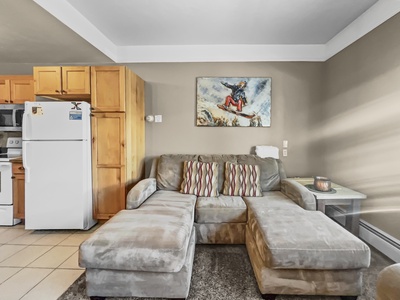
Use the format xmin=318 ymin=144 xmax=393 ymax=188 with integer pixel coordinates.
xmin=0 ymin=163 xmax=13 ymax=205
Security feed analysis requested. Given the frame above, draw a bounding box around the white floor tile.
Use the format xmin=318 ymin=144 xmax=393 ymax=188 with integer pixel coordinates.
xmin=59 ymin=250 xmax=83 ymax=269
xmin=0 ymin=245 xmax=52 ymax=267
xmin=7 ymin=231 xmax=49 ymax=245
xmin=20 ymin=269 xmax=84 ymax=300
xmin=32 ymin=232 xmax=74 ymax=246
xmin=0 ymin=245 xmax=26 ymax=262
xmin=0 ymin=268 xmax=52 ymax=300
xmin=0 ymin=267 xmax=21 ymax=284
xmin=0 ymin=228 xmax=30 ymax=244
xmin=28 ymin=246 xmax=78 ymax=268
xmin=58 ymin=232 xmax=92 ymax=246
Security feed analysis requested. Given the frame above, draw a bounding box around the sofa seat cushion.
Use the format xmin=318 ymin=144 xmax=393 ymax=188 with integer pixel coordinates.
xmin=195 ymin=195 xmax=247 ymax=223
xmin=246 ymin=196 xmax=370 ymax=270
xmin=80 ymin=191 xmax=196 ymax=273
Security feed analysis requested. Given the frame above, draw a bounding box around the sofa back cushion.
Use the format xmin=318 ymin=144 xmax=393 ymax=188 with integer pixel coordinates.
xmin=236 ymin=155 xmax=281 ymax=191
xmin=199 ymin=154 xmax=237 ymax=193
xmin=157 ymin=154 xmax=199 ymax=190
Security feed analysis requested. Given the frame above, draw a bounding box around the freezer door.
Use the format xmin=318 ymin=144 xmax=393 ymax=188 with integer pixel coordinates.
xmin=23 ymin=101 xmax=91 ymax=141
xmin=23 ymin=140 xmax=95 ymax=230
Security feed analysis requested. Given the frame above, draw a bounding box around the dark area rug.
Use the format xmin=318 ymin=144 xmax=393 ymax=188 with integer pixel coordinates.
xmin=58 ymin=245 xmax=393 ymax=300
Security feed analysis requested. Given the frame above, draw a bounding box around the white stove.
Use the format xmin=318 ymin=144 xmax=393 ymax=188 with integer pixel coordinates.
xmin=0 ymin=137 xmax=22 ymax=226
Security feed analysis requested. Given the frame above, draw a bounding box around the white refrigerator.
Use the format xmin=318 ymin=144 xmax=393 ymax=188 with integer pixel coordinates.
xmin=22 ymin=101 xmax=96 ymax=230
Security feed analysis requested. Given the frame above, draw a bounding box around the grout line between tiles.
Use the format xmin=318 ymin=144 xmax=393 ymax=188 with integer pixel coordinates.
xmin=0 ymin=244 xmax=28 ymax=263
xmin=18 ymin=268 xmax=59 ymax=300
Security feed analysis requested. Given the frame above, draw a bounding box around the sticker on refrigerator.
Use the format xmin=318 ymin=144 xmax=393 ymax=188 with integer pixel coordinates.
xmin=32 ymin=107 xmax=43 ymax=115
xmin=69 ymin=111 xmax=82 ymax=120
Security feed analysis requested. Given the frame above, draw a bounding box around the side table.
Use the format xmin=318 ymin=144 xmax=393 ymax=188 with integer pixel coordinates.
xmin=291 ymin=177 xmax=367 ymax=236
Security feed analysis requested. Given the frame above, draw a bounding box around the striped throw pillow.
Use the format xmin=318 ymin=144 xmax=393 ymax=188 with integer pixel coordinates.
xmin=223 ymin=162 xmax=262 ymax=196
xmin=180 ymin=161 xmax=219 ymax=197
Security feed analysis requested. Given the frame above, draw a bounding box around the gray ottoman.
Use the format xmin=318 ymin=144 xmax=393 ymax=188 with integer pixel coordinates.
xmin=80 ymin=192 xmax=197 ymax=299
xmin=245 ymin=195 xmax=371 ymax=299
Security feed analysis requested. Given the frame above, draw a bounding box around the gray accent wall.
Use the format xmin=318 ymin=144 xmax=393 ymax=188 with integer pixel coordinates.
xmin=128 ymin=62 xmax=325 ymax=178
xmin=323 ymin=13 xmax=400 ymax=239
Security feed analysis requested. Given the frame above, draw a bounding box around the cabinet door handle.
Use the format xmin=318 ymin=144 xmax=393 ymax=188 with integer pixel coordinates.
xmin=62 ymin=90 xmax=67 ymax=94
xmin=18 ymin=166 xmax=24 ymax=170
xmin=5 ymin=100 xmax=9 ymax=103
xmin=55 ymin=90 xmax=60 ymax=93
xmin=11 ymin=176 xmax=15 ymax=179
xmin=10 ymin=100 xmax=13 ymax=103
xmin=90 ymin=113 xmax=94 ymax=117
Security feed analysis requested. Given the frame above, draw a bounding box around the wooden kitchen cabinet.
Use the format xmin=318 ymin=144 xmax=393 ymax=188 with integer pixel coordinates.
xmin=33 ymin=66 xmax=91 ymax=98
xmin=0 ymin=75 xmax=34 ymax=104
xmin=91 ymin=66 xmax=145 ymax=220
xmin=12 ymin=162 xmax=25 ymax=219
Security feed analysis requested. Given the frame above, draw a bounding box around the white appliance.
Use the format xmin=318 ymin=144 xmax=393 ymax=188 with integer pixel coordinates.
xmin=0 ymin=137 xmax=22 ymax=226
xmin=22 ymin=101 xmax=96 ymax=230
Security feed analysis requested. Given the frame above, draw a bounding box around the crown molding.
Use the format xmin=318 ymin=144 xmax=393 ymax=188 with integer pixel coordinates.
xmin=34 ymin=0 xmax=400 ymax=63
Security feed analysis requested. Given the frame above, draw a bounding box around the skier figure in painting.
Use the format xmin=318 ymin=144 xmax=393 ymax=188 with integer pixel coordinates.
xmin=221 ymin=81 xmax=248 ymax=112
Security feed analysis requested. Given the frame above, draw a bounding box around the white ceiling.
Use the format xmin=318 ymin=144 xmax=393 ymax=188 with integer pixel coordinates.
xmin=2 ymin=0 xmax=400 ymax=64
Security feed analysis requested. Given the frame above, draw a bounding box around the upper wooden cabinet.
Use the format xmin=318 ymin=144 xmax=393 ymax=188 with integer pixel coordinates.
xmin=0 ymin=75 xmax=34 ymax=104
xmin=33 ymin=66 xmax=91 ymax=98
xmin=91 ymin=66 xmax=125 ymax=112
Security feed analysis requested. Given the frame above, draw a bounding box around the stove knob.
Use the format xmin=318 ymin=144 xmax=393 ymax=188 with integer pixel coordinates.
xmin=15 ymin=140 xmax=19 ymax=144
xmin=10 ymin=140 xmax=13 ymax=144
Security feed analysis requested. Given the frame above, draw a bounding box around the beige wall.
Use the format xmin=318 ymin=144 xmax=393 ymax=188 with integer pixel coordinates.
xmin=323 ymin=14 xmax=400 ymax=239
xmin=128 ymin=62 xmax=324 ymax=178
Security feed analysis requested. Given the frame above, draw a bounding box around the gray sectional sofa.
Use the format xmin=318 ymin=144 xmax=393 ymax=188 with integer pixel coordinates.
xmin=80 ymin=154 xmax=371 ymax=300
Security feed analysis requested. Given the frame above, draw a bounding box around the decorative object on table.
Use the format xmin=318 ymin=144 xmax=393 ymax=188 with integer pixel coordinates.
xmin=196 ymin=77 xmax=271 ymax=127
xmin=313 ymin=176 xmax=332 ymax=192
xmin=305 ymin=184 xmax=337 ymax=194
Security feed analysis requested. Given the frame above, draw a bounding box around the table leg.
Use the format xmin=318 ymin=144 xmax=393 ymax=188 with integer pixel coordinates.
xmin=345 ymin=199 xmax=361 ymax=236
xmin=317 ymin=198 xmax=326 ymax=213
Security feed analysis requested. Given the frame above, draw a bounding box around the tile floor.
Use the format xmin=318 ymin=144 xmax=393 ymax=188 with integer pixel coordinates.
xmin=0 ymin=224 xmax=97 ymax=300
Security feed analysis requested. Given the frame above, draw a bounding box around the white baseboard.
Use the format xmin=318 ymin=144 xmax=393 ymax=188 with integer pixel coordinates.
xmin=359 ymin=220 xmax=400 ymax=263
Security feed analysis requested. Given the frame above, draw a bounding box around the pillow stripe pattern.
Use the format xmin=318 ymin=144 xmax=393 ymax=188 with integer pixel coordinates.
xmin=223 ymin=162 xmax=262 ymax=196
xmin=180 ymin=161 xmax=219 ymax=196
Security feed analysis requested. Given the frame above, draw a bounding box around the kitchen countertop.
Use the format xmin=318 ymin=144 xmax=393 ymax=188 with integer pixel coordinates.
xmin=10 ymin=156 xmax=22 ymax=163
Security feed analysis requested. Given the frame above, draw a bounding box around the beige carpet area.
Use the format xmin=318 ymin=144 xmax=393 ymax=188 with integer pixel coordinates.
xmin=58 ymin=244 xmax=394 ymax=300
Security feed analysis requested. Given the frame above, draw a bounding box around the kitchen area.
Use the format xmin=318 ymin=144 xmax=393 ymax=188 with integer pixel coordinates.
xmin=0 ymin=66 xmax=146 ymax=230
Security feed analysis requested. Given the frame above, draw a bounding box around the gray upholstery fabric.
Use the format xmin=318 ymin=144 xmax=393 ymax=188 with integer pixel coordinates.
xmin=85 ymin=228 xmax=196 ymax=298
xmin=156 ymin=154 xmax=198 ymax=191
xmin=246 ymin=226 xmax=363 ymax=296
xmin=198 ymin=154 xmax=237 ymax=193
xmin=376 ymin=263 xmax=400 ymax=300
xmin=246 ymin=197 xmax=370 ymax=270
xmin=80 ymin=191 xmax=196 ymax=273
xmin=194 ymin=222 xmax=246 ymax=244
xmin=243 ymin=191 xmax=304 ymax=212
xmin=195 ymin=195 xmax=247 ymax=223
xmin=126 ymin=178 xmax=156 ymax=209
xmin=236 ymin=155 xmax=281 ymax=191
xmin=281 ymin=178 xmax=316 ymax=210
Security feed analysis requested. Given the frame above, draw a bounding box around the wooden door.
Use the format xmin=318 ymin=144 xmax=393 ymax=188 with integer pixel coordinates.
xmin=62 ymin=66 xmax=91 ymax=95
xmin=91 ymin=112 xmax=126 ymax=219
xmin=10 ymin=78 xmax=34 ymax=103
xmin=33 ymin=66 xmax=62 ymax=95
xmin=12 ymin=163 xmax=25 ymax=219
xmin=0 ymin=78 xmax=11 ymax=103
xmin=91 ymin=66 xmax=125 ymax=112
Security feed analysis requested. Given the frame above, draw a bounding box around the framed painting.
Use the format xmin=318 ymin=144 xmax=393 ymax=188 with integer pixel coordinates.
xmin=196 ymin=77 xmax=271 ymax=127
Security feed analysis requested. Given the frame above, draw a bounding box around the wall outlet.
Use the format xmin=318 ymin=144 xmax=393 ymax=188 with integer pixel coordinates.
xmin=283 ymin=149 xmax=288 ymax=157
xmin=155 ymin=115 xmax=162 ymax=123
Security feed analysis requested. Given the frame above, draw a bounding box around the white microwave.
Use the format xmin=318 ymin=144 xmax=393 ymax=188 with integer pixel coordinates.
xmin=0 ymin=104 xmax=24 ymax=131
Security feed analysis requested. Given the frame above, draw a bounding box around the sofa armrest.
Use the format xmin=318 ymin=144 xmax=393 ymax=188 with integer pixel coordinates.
xmin=281 ymin=179 xmax=316 ymax=211
xmin=126 ymin=178 xmax=157 ymax=209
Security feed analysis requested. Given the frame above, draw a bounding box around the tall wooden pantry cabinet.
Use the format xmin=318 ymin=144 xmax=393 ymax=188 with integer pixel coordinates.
xmin=91 ymin=66 xmax=145 ymax=220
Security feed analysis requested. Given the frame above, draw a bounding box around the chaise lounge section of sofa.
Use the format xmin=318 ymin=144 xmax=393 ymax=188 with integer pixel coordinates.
xmin=79 ymin=154 xmax=370 ymax=300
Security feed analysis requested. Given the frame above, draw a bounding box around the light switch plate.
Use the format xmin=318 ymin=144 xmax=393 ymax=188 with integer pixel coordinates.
xmin=283 ymin=149 xmax=288 ymax=157
xmin=155 ymin=115 xmax=162 ymax=123
xmin=283 ymin=140 xmax=288 ymax=148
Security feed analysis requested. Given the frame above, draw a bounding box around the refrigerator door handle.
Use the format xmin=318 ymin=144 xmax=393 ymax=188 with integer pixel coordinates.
xmin=22 ymin=110 xmax=31 ymax=140
xmin=23 ymin=142 xmax=30 ymax=183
